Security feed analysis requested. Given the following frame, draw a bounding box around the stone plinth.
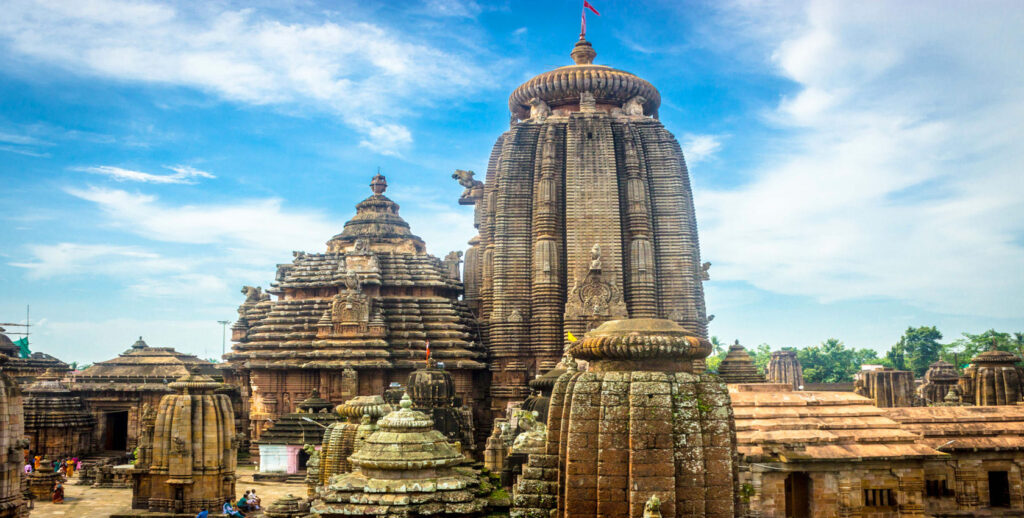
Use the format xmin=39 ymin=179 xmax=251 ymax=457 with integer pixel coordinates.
xmin=0 ymin=356 xmax=27 ymax=518
xmin=265 ymin=494 xmax=311 ymax=518
xmin=854 ymin=368 xmax=916 ymax=407
xmin=511 ymin=318 xmax=738 ymax=518
xmin=765 ymin=350 xmax=804 ymax=390
xmin=313 ymin=393 xmax=489 ymax=516
xmin=125 ymin=369 xmax=236 ymax=515
xmin=917 ymin=360 xmax=959 ymax=404
xmin=716 ymin=341 xmax=765 ymax=384
xmin=959 ymin=348 xmax=1024 ymax=406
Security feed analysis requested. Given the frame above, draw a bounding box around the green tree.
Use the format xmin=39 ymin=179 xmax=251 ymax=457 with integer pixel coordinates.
xmin=886 ymin=326 xmax=943 ymax=377
xmin=941 ymin=329 xmax=1023 ymax=368
xmin=751 ymin=343 xmax=774 ymax=374
xmin=797 ymin=338 xmax=879 ymax=383
xmin=705 ymin=336 xmax=727 ymax=373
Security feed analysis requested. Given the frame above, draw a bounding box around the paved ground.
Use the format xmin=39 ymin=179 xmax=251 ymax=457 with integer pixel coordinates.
xmin=28 ymin=467 xmax=306 ymax=517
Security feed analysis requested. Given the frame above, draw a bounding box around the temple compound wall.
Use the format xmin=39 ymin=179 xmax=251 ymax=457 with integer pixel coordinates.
xmin=227 ymin=175 xmax=487 ymax=455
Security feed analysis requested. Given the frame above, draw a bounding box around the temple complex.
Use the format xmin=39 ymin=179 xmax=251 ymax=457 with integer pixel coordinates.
xmin=124 ymin=368 xmax=237 ymax=515
xmin=958 ymin=346 xmax=1024 ymax=406
xmin=226 ymin=174 xmax=487 ymax=449
xmin=716 ymin=341 xmax=765 ymax=384
xmin=461 ymin=36 xmax=712 ymax=414
xmin=71 ymin=337 xmax=233 ymax=452
xmin=0 ymin=357 xmax=27 ymax=518
xmin=765 ymin=350 xmax=804 ymax=390
xmin=854 ymin=367 xmax=917 ymax=407
xmin=22 ymin=369 xmax=95 ymax=458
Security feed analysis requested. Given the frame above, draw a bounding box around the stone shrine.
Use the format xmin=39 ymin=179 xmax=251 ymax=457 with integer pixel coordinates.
xmin=0 ymin=357 xmax=27 ymax=518
xmin=917 ymin=360 xmax=959 ymax=404
xmin=227 ymin=174 xmax=487 ymax=450
xmin=317 ymin=395 xmax=392 ymax=487
xmin=959 ymin=346 xmax=1024 ymax=406
xmin=313 ymin=394 xmax=489 ymax=517
xmin=463 ymin=36 xmax=712 ymax=414
xmin=853 ymin=368 xmax=916 ymax=408
xmin=716 ymin=341 xmax=765 ymax=384
xmin=256 ymin=390 xmax=339 ymax=478
xmin=765 ymin=350 xmax=804 ymax=390
xmin=511 ymin=318 xmax=738 ymax=518
xmin=125 ymin=368 xmax=237 ymax=515
xmin=0 ymin=328 xmax=69 ymax=386
xmin=407 ymin=360 xmax=476 ymax=451
xmin=22 ymin=369 xmax=95 ymax=458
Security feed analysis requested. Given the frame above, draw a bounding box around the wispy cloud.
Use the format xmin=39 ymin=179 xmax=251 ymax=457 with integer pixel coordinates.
xmin=0 ymin=0 xmax=491 ymax=155
xmin=697 ymin=1 xmax=1024 ymax=319
xmin=75 ymin=165 xmax=215 ymax=184
xmin=10 ymin=243 xmax=187 ymax=279
xmin=682 ymin=134 xmax=723 ymax=166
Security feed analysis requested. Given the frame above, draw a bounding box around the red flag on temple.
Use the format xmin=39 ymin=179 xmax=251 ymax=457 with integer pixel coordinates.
xmin=425 ymin=340 xmax=431 ymax=363
xmin=581 ymin=1 xmax=600 ymax=37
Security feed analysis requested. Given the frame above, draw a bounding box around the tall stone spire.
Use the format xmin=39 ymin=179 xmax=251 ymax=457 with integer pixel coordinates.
xmin=463 ymin=38 xmax=707 ymax=411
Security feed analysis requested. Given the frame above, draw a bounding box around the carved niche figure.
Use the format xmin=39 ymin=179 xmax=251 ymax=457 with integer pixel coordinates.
xmin=580 ymin=90 xmax=597 ymax=113
xmin=451 ymin=169 xmax=484 ymax=203
xmin=528 ymin=97 xmax=551 ymax=122
xmin=508 ymin=309 xmax=524 ymax=323
xmin=564 ymin=243 xmax=626 ymax=320
xmin=332 ymin=273 xmax=370 ymax=324
xmin=624 ymin=95 xmax=647 ymax=116
xmin=443 ymin=251 xmax=463 ymax=282
xmin=701 ymin=261 xmax=711 ymax=281
xmin=533 ymin=239 xmax=558 ymax=284
xmin=589 ymin=243 xmax=603 ymax=271
xmin=353 ymin=238 xmax=369 ymax=254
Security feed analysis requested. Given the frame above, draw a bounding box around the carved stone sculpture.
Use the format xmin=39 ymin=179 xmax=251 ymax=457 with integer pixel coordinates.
xmin=528 ymin=97 xmax=551 ymax=121
xmin=452 ymin=169 xmax=484 ymax=204
xmin=624 ymin=95 xmax=647 ymax=116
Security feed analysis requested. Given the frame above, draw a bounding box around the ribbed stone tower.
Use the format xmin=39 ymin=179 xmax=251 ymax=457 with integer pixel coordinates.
xmin=128 ymin=368 xmax=237 ymax=514
xmin=853 ymin=368 xmax=915 ymax=407
xmin=462 ymin=37 xmax=710 ymax=412
xmin=765 ymin=350 xmax=804 ymax=390
xmin=716 ymin=341 xmax=765 ymax=384
xmin=0 ymin=357 xmax=27 ymax=518
xmin=511 ymin=319 xmax=738 ymax=518
xmin=959 ymin=347 xmax=1024 ymax=406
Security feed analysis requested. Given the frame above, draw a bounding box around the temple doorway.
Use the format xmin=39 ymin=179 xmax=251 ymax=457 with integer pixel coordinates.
xmin=297 ymin=448 xmax=310 ymax=470
xmin=989 ymin=471 xmax=1010 ymax=507
xmin=103 ymin=410 xmax=129 ymax=451
xmin=784 ymin=472 xmax=811 ymax=518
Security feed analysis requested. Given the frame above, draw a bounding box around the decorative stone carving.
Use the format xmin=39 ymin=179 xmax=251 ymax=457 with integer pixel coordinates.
xmin=443 ymin=250 xmax=463 ymax=281
xmin=564 ymin=245 xmax=627 ymax=321
xmin=624 ymin=95 xmax=647 ymax=116
xmin=528 ymin=97 xmax=551 ymax=122
xmin=579 ymin=90 xmax=597 ymax=112
xmin=452 ymin=169 xmax=484 ymax=204
xmin=242 ymin=285 xmax=262 ymax=303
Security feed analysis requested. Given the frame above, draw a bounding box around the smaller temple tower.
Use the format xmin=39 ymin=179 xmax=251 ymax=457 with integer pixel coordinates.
xmin=716 ymin=341 xmax=765 ymax=384
xmin=854 ymin=368 xmax=916 ymax=407
xmin=22 ymin=369 xmax=96 ymax=458
xmin=917 ymin=360 xmax=959 ymax=404
xmin=127 ymin=368 xmax=237 ymax=514
xmin=765 ymin=350 xmax=804 ymax=390
xmin=959 ymin=346 xmax=1024 ymax=406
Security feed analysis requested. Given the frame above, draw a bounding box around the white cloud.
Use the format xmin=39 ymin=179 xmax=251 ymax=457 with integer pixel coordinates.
xmin=698 ymin=1 xmax=1024 ymax=319
xmin=34 ymin=318 xmax=232 ymax=364
xmin=126 ymin=273 xmax=229 ymax=298
xmin=10 ymin=243 xmax=187 ymax=279
xmin=0 ymin=0 xmax=490 ymax=155
xmin=76 ymin=164 xmax=215 ymax=184
xmin=682 ymin=134 xmax=723 ymax=166
xmin=64 ymin=186 xmax=341 ymax=263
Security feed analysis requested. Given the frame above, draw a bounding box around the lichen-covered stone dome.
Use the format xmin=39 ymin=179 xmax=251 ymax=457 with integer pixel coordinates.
xmin=566 ymin=318 xmax=711 ymax=367
xmin=509 ymin=37 xmax=661 ymax=120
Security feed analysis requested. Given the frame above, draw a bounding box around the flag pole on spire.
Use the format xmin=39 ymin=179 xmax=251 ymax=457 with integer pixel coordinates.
xmin=581 ymin=0 xmax=600 ymax=38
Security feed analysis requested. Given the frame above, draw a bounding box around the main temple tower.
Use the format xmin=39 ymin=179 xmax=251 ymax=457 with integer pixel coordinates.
xmin=462 ymin=37 xmax=710 ymax=412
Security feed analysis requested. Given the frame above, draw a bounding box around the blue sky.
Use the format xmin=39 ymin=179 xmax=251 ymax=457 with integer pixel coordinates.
xmin=1 ymin=0 xmax=1022 ymax=364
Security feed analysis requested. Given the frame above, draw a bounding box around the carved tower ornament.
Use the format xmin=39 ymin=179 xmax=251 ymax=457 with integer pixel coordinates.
xmin=579 ymin=90 xmax=597 ymax=113
xmin=564 ymin=244 xmax=627 ymax=320
xmin=528 ymin=97 xmax=551 ymax=122
xmin=451 ymin=169 xmax=484 ymax=204
xmin=624 ymin=95 xmax=647 ymax=116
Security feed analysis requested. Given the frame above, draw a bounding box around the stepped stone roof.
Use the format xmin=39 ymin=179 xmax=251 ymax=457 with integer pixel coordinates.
xmin=888 ymin=405 xmax=1024 ymax=452
xmin=730 ymin=383 xmax=942 ymax=462
xmin=717 ymin=341 xmax=765 ymax=383
xmin=23 ymin=370 xmax=95 ymax=430
xmin=72 ymin=337 xmax=219 ymax=391
xmin=257 ymin=391 xmax=341 ymax=447
xmin=229 ymin=175 xmax=484 ymax=371
xmin=0 ymin=327 xmax=70 ymax=384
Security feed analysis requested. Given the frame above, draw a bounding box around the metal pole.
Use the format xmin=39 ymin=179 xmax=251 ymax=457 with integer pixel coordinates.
xmin=217 ymin=320 xmax=230 ymax=358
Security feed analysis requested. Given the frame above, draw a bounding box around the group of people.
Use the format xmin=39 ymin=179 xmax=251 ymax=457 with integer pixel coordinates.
xmin=195 ymin=489 xmax=261 ymax=517
xmin=23 ymin=455 xmax=81 ymax=504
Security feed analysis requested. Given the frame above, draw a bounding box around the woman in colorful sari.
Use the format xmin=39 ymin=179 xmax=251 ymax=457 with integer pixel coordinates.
xmin=51 ymin=482 xmax=64 ymax=504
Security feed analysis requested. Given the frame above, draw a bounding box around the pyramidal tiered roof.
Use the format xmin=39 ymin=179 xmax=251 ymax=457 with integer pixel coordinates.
xmin=717 ymin=341 xmax=765 ymax=383
xmin=229 ymin=175 xmax=484 ymax=371
xmin=73 ymin=337 xmax=218 ymax=391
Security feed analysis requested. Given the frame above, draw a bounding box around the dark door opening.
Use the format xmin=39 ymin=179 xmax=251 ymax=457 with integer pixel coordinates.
xmin=103 ymin=411 xmax=129 ymax=451
xmin=989 ymin=471 xmax=1010 ymax=507
xmin=785 ymin=472 xmax=811 ymax=518
xmin=297 ymin=448 xmax=310 ymax=470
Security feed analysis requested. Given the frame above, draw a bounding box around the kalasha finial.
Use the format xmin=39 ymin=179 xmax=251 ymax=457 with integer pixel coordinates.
xmin=571 ymin=37 xmax=596 ymax=65
xmin=370 ymin=173 xmax=387 ymax=195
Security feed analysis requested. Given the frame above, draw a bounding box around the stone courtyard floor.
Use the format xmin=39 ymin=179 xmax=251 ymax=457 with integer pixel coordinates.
xmin=28 ymin=467 xmax=305 ymax=517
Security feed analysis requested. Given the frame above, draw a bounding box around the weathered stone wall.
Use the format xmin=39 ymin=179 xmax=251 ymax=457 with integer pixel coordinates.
xmin=854 ymin=369 xmax=916 ymax=407
xmin=0 ymin=359 xmax=27 ymax=518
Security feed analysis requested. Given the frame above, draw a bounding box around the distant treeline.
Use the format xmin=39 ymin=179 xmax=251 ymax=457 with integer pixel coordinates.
xmin=706 ymin=328 xmax=1024 ymax=383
